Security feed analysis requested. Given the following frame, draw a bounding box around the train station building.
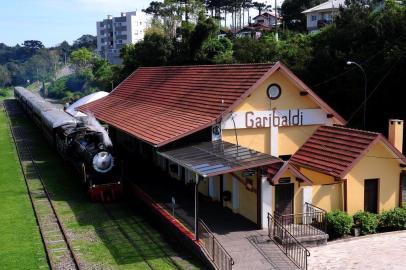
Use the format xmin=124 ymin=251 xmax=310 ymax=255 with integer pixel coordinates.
xmin=79 ymin=62 xmax=406 ymax=268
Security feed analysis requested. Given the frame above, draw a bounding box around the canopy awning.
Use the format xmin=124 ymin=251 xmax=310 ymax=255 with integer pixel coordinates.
xmin=158 ymin=140 xmax=280 ymax=178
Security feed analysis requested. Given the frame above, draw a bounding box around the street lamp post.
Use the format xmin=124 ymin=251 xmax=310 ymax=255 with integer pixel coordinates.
xmin=347 ymin=61 xmax=368 ymax=129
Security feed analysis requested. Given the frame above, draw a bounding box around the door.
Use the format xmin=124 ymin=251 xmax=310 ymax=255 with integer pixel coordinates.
xmin=275 ymin=183 xmax=294 ymax=217
xmin=364 ymin=179 xmax=379 ymax=213
xmin=401 ymin=173 xmax=406 ymax=205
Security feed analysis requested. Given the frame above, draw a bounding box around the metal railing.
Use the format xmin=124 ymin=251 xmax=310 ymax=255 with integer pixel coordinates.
xmin=274 ymin=203 xmax=327 ymax=238
xmin=268 ymin=213 xmax=310 ymax=270
xmin=198 ymin=219 xmax=234 ymax=270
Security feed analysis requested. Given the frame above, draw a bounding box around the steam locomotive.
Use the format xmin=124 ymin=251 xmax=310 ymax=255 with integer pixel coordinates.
xmin=14 ymin=87 xmax=122 ymax=202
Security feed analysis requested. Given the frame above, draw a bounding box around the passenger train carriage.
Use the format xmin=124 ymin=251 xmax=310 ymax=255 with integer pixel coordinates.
xmin=14 ymin=87 xmax=122 ymax=202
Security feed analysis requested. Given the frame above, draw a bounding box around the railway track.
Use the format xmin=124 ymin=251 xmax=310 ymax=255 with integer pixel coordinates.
xmin=3 ymin=101 xmax=81 ymax=270
xmin=102 ymin=203 xmax=184 ymax=270
xmin=4 ymin=99 xmax=193 ymax=270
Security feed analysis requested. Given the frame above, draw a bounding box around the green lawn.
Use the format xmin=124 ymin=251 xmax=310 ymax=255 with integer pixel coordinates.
xmin=0 ymin=88 xmax=12 ymax=101
xmin=11 ymin=103 xmax=203 ymax=269
xmin=0 ymin=109 xmax=49 ymax=269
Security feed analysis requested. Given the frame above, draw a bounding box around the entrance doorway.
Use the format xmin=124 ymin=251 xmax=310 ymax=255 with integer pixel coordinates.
xmin=275 ymin=183 xmax=294 ymax=216
xmin=401 ymin=173 xmax=406 ymax=205
xmin=364 ymin=179 xmax=379 ymax=213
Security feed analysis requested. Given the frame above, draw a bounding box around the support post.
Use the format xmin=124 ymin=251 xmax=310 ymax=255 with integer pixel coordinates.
xmin=270 ymin=125 xmax=279 ymax=157
xmin=261 ymin=176 xmax=274 ymax=229
xmin=194 ymin=174 xmax=200 ymax=241
xmin=302 ymin=186 xmax=313 ymax=224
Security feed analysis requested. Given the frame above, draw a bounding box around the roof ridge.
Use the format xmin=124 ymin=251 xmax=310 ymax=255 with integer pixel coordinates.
xmin=326 ymin=125 xmax=381 ymax=136
xmin=138 ymin=63 xmax=276 ymax=70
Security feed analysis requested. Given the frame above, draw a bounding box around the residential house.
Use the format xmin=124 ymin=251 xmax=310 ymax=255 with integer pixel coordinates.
xmin=302 ymin=0 xmax=345 ymax=33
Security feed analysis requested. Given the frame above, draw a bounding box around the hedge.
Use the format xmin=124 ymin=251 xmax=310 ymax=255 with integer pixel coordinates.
xmin=325 ymin=210 xmax=353 ymax=239
xmin=353 ymin=211 xmax=379 ymax=235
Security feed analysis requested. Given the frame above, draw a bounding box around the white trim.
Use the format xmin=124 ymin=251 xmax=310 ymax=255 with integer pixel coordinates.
xmin=271 ymin=125 xmax=279 ymax=157
xmin=222 ymin=109 xmax=329 ymax=130
xmin=261 ymin=176 xmax=273 ymax=229
xmin=302 ymin=186 xmax=313 ymax=224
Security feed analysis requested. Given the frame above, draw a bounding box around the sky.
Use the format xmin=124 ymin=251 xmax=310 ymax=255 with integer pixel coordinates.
xmin=0 ymin=0 xmax=152 ymax=47
xmin=0 ymin=0 xmax=283 ymax=48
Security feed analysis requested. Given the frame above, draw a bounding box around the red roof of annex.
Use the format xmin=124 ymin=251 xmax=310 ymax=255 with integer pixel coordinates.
xmin=291 ymin=125 xmax=406 ymax=178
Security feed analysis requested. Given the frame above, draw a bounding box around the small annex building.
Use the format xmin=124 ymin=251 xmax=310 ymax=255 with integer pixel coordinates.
xmin=79 ymin=62 xmax=406 ymax=230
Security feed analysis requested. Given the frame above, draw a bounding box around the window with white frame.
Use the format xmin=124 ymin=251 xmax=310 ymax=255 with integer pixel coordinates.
xmin=311 ymin=15 xmax=317 ymax=21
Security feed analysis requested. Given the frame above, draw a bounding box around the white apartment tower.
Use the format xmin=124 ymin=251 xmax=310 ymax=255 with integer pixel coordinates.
xmin=96 ymin=11 xmax=150 ymax=64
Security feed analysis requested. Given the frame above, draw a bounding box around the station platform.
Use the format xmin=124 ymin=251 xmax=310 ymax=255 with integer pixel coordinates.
xmin=127 ymin=165 xmax=298 ymax=270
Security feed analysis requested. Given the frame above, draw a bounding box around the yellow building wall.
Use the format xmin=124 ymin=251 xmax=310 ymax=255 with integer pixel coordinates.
xmin=222 ymin=69 xmax=332 ymax=156
xmin=300 ymin=167 xmax=336 ymax=185
xmin=312 ymin=184 xmax=343 ymax=212
xmin=344 ymin=141 xmax=401 ymax=214
xmin=220 ymin=173 xmax=258 ymax=223
xmin=299 ymin=167 xmax=343 ymax=212
xmin=278 ymin=126 xmax=319 ymax=156
xmin=238 ymin=175 xmax=257 ymax=223
xmin=223 ymin=128 xmax=269 ymax=154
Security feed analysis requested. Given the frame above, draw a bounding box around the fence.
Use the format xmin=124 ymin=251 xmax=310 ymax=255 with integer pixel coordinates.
xmin=198 ymin=219 xmax=234 ymax=270
xmin=268 ymin=213 xmax=310 ymax=270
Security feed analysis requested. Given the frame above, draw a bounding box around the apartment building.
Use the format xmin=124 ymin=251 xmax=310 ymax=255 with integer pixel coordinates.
xmin=96 ymin=11 xmax=150 ymax=64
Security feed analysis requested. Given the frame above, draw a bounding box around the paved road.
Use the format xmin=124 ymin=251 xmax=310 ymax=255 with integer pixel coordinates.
xmin=308 ymin=231 xmax=406 ymax=270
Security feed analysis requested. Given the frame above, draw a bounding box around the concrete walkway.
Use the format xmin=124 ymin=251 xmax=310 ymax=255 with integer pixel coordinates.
xmin=216 ymin=229 xmax=298 ymax=270
xmin=133 ymin=168 xmax=299 ymax=270
xmin=308 ymin=230 xmax=406 ymax=270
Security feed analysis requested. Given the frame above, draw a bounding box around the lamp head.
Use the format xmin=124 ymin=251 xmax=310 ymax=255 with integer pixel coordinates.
xmin=347 ymin=61 xmax=353 ymax=65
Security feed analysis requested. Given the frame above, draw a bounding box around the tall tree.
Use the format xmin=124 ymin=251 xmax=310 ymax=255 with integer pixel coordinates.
xmin=72 ymin=35 xmax=97 ymax=50
xmin=22 ymin=40 xmax=45 ymax=51
xmin=0 ymin=65 xmax=11 ymax=87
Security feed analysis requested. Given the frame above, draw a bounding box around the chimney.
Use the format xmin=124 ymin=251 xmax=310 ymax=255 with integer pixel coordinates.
xmin=388 ymin=119 xmax=403 ymax=152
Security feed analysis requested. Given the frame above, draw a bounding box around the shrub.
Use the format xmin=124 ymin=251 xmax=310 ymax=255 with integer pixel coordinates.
xmin=0 ymin=88 xmax=8 ymax=97
xmin=325 ymin=210 xmax=353 ymax=239
xmin=379 ymin=207 xmax=406 ymax=231
xmin=353 ymin=211 xmax=379 ymax=235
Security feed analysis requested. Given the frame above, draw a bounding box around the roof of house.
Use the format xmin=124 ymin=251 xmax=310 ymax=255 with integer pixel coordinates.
xmin=78 ymin=62 xmax=345 ymax=147
xmin=253 ymin=11 xmax=279 ymax=19
xmin=238 ymin=23 xmax=273 ymax=32
xmin=290 ymin=125 xmax=406 ymax=178
xmin=267 ymin=161 xmax=313 ymax=184
xmin=302 ymin=0 xmax=345 ymax=13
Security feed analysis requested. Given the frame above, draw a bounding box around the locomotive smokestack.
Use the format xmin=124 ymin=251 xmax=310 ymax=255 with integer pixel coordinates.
xmin=82 ymin=112 xmax=113 ymax=147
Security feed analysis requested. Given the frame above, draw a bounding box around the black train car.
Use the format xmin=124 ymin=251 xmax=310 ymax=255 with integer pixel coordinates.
xmin=14 ymin=87 xmax=122 ymax=202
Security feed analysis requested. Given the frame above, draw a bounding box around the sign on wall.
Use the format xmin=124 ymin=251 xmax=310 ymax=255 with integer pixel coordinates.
xmin=222 ymin=109 xmax=330 ymax=129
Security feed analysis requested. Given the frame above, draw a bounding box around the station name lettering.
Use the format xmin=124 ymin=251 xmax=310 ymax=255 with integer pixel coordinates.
xmin=245 ymin=110 xmax=304 ymax=128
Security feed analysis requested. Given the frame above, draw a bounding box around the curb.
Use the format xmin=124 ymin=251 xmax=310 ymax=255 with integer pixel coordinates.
xmin=323 ymin=229 xmax=406 ymax=246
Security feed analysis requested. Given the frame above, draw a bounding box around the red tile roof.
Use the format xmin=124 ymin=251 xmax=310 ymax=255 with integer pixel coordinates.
xmin=79 ymin=62 xmax=345 ymax=147
xmin=80 ymin=63 xmax=274 ymax=146
xmin=291 ymin=125 xmax=406 ymax=178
